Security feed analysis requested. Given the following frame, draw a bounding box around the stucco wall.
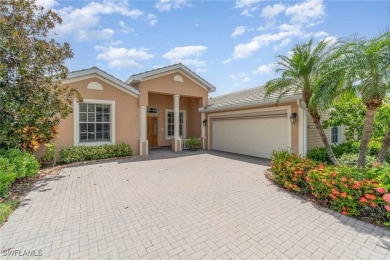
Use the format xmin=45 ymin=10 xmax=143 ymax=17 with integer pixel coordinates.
xmin=148 ymin=93 xmax=202 ymax=146
xmin=205 ymin=101 xmax=300 ymax=155
xmin=35 ymin=76 xmax=140 ymax=158
xmin=136 ymin=71 xmax=209 ymax=107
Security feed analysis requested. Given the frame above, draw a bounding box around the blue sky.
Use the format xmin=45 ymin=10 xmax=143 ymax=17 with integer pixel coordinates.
xmin=38 ymin=0 xmax=389 ymax=96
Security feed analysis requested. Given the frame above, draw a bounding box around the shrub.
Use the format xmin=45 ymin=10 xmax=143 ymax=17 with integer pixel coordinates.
xmin=339 ymin=153 xmax=376 ymax=167
xmin=0 ymin=158 xmax=16 ymax=197
xmin=270 ymin=150 xmax=390 ymax=225
xmin=306 ymin=147 xmax=331 ymax=164
xmin=185 ymin=138 xmax=201 ymax=150
xmin=0 ymin=149 xmax=40 ymax=178
xmin=59 ymin=143 xmax=133 ymax=163
xmin=0 ymin=200 xmax=18 ymax=224
xmin=271 ymin=150 xmax=316 ymax=194
xmin=40 ymin=143 xmax=57 ymax=163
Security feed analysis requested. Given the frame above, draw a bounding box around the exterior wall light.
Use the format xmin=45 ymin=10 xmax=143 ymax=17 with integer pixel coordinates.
xmin=203 ymin=119 xmax=207 ymax=126
xmin=290 ymin=112 xmax=298 ymax=124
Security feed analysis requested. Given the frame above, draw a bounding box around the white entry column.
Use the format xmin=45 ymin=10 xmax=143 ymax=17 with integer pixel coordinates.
xmin=173 ymin=94 xmax=182 ymax=152
xmin=139 ymin=105 xmax=148 ymax=155
xmin=201 ymin=112 xmax=206 ymax=149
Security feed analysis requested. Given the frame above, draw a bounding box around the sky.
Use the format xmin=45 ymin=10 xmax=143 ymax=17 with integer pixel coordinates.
xmin=37 ymin=0 xmax=389 ymax=96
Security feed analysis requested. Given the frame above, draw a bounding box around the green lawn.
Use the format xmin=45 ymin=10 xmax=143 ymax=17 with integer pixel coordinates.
xmin=0 ymin=200 xmax=18 ymax=225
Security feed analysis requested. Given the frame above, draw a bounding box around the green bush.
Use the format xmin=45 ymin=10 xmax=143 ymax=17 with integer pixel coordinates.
xmin=60 ymin=143 xmax=133 ymax=163
xmin=0 ymin=158 xmax=16 ymax=197
xmin=306 ymin=147 xmax=331 ymax=164
xmin=339 ymin=153 xmax=376 ymax=167
xmin=40 ymin=143 xmax=56 ymax=163
xmin=185 ymin=138 xmax=201 ymax=150
xmin=306 ymin=141 xmax=389 ymax=164
xmin=0 ymin=149 xmax=40 ymax=178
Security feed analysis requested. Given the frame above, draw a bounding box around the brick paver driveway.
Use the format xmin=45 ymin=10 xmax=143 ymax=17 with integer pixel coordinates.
xmin=1 ymin=151 xmax=390 ymax=259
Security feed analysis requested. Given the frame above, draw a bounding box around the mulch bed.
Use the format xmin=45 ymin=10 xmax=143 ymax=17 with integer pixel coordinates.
xmin=0 ymin=166 xmax=65 ymax=205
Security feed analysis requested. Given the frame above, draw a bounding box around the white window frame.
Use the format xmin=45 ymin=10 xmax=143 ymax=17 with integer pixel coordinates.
xmin=74 ymin=99 xmax=115 ymax=146
xmin=165 ymin=109 xmax=186 ymax=139
xmin=330 ymin=126 xmax=342 ymax=145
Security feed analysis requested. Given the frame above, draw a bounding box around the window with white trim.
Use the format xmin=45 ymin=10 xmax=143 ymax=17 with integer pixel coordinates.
xmin=79 ymin=103 xmax=111 ymax=142
xmin=331 ymin=126 xmax=342 ymax=144
xmin=167 ymin=111 xmax=184 ymax=138
xmin=147 ymin=107 xmax=158 ymax=114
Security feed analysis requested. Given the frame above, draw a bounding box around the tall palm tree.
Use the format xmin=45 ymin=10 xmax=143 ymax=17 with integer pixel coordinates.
xmin=315 ymin=31 xmax=390 ymax=167
xmin=265 ymin=39 xmax=339 ymax=165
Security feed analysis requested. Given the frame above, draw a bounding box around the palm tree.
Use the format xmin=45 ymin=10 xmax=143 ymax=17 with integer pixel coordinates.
xmin=265 ymin=39 xmax=339 ymax=165
xmin=315 ymin=31 xmax=389 ymax=167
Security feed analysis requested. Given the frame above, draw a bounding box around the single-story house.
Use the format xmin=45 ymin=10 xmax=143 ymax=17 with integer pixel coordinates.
xmin=39 ymin=63 xmax=343 ymax=159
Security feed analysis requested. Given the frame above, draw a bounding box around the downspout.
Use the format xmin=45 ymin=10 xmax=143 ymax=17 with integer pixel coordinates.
xmin=297 ymin=99 xmax=308 ymax=157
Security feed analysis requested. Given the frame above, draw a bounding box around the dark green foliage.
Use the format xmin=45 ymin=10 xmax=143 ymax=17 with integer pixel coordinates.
xmin=0 ymin=149 xmax=39 ymax=197
xmin=0 ymin=158 xmax=16 ymax=197
xmin=0 ymin=149 xmax=40 ymax=178
xmin=0 ymin=0 xmax=79 ymax=152
xmin=59 ymin=143 xmax=133 ymax=164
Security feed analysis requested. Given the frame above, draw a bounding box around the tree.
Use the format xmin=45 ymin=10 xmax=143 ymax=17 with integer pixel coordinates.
xmin=0 ymin=0 xmax=80 ymax=152
xmin=315 ymin=31 xmax=390 ymax=167
xmin=323 ymin=98 xmax=390 ymax=142
xmin=265 ymin=39 xmax=339 ymax=165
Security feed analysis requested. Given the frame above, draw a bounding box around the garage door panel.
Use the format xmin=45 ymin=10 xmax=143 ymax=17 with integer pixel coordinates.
xmin=211 ymin=116 xmax=288 ymax=159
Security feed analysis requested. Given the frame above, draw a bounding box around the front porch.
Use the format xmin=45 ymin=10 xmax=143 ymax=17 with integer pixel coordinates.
xmin=139 ymin=92 xmax=206 ymax=155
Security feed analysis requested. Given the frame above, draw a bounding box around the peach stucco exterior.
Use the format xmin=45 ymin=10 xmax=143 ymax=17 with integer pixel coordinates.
xmin=204 ymin=101 xmax=300 ymax=155
xmin=34 ymin=64 xmax=335 ymax=160
xmin=41 ymin=76 xmax=140 ymax=156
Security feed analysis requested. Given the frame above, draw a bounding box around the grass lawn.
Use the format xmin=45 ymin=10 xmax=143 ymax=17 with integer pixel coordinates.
xmin=0 ymin=200 xmax=19 ymax=225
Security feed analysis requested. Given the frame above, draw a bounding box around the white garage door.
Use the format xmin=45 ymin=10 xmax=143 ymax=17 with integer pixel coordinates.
xmin=211 ymin=115 xmax=288 ymax=159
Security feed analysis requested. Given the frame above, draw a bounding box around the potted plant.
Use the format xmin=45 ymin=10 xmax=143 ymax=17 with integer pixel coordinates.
xmin=40 ymin=143 xmax=57 ymax=167
xmin=186 ymin=138 xmax=201 ymax=151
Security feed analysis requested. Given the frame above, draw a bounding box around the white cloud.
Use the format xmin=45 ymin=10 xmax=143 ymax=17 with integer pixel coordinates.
xmin=154 ymin=0 xmax=191 ymax=12
xmin=229 ymin=73 xmax=251 ymax=84
xmin=55 ymin=1 xmax=144 ymax=42
xmin=36 ymin=0 xmax=58 ymax=9
xmin=163 ymin=46 xmax=207 ymax=71
xmin=231 ymin=26 xmax=247 ymax=38
xmin=146 ymin=14 xmax=157 ymax=27
xmin=226 ymin=0 xmax=328 ymax=62
xmin=285 ymin=0 xmax=325 ymax=26
xmin=261 ymin=3 xmax=286 ymax=19
xmin=324 ymin=36 xmax=337 ymax=45
xmin=119 ymin=21 xmax=134 ymax=34
xmin=235 ymin=0 xmax=263 ymax=9
xmin=252 ymin=63 xmax=276 ymax=74
xmin=235 ymin=0 xmax=263 ymax=17
xmin=273 ymin=38 xmax=291 ymax=50
xmin=76 ymin=28 xmax=115 ymax=42
xmin=224 ymin=29 xmax=301 ymax=62
xmin=95 ymin=46 xmax=154 ymax=68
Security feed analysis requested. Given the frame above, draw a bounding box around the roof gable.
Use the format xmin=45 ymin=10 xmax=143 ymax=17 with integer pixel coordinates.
xmin=64 ymin=67 xmax=139 ymax=97
xmin=126 ymin=63 xmax=216 ymax=93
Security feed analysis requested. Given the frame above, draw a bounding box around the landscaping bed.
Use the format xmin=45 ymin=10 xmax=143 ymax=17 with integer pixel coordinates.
xmin=269 ymin=149 xmax=390 ymax=227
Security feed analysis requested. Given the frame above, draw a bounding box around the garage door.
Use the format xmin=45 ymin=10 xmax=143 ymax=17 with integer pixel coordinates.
xmin=211 ymin=115 xmax=288 ymax=159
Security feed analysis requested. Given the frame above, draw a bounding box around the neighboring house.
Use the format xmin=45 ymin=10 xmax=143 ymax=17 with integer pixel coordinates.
xmin=36 ymin=63 xmax=342 ymax=159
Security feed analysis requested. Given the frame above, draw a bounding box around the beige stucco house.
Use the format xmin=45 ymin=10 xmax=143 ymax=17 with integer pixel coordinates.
xmin=45 ymin=63 xmax=342 ymax=159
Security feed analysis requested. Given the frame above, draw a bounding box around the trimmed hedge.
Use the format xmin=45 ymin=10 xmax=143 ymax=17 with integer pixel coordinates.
xmin=271 ymin=150 xmax=390 ymax=225
xmin=60 ymin=143 xmax=133 ymax=163
xmin=0 ymin=149 xmax=40 ymax=197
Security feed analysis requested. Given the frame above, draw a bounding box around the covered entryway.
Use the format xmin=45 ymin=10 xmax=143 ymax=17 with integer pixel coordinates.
xmin=210 ymin=111 xmax=289 ymax=159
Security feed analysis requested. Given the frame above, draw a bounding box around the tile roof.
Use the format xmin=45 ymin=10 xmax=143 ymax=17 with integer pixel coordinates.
xmin=126 ymin=63 xmax=216 ymax=92
xmin=206 ymin=85 xmax=300 ymax=110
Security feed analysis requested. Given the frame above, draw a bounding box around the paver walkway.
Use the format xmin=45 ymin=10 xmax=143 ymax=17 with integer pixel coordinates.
xmin=1 ymin=151 xmax=389 ymax=259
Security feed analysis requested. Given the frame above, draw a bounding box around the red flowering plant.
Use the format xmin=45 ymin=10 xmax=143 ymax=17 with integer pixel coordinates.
xmin=270 ymin=150 xmax=390 ymax=225
xmin=270 ymin=150 xmax=316 ymax=194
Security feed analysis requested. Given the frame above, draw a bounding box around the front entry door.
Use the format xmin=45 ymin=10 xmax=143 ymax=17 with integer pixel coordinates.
xmin=147 ymin=117 xmax=158 ymax=147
